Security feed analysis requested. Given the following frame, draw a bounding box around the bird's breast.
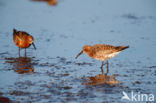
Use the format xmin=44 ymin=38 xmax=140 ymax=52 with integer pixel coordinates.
xmin=92 ymin=51 xmax=120 ymax=61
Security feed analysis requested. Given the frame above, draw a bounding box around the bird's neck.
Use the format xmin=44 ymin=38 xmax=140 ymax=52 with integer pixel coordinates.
xmin=86 ymin=51 xmax=93 ymax=58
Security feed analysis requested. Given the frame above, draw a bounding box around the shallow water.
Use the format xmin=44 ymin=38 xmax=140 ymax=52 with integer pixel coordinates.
xmin=0 ymin=0 xmax=156 ymax=103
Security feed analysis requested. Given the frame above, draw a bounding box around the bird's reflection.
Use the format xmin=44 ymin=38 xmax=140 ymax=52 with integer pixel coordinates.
xmin=31 ymin=0 xmax=58 ymax=6
xmin=5 ymin=57 xmax=34 ymax=74
xmin=83 ymin=71 xmax=120 ymax=86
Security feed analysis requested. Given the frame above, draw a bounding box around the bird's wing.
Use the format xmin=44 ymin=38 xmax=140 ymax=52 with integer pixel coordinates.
xmin=92 ymin=44 xmax=117 ymax=57
xmin=13 ymin=34 xmax=22 ymax=43
xmin=13 ymin=32 xmax=26 ymax=44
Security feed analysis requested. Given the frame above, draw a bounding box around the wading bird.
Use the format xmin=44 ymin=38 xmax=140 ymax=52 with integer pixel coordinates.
xmin=75 ymin=44 xmax=129 ymax=73
xmin=13 ymin=29 xmax=36 ymax=56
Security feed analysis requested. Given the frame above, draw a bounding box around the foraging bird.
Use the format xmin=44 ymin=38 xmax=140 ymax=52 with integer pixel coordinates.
xmin=75 ymin=44 xmax=129 ymax=73
xmin=13 ymin=29 xmax=36 ymax=56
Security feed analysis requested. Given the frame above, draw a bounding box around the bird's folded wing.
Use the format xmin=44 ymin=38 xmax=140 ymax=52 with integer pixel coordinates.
xmin=92 ymin=45 xmax=117 ymax=57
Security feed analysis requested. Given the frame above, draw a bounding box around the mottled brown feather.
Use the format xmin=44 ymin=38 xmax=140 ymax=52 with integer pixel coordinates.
xmin=91 ymin=44 xmax=117 ymax=57
xmin=85 ymin=44 xmax=129 ymax=61
xmin=13 ymin=29 xmax=34 ymax=48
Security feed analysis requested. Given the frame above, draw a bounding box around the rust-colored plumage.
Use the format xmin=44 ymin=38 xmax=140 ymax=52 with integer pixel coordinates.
xmin=13 ymin=29 xmax=36 ymax=56
xmin=31 ymin=0 xmax=58 ymax=6
xmin=75 ymin=44 xmax=129 ymax=73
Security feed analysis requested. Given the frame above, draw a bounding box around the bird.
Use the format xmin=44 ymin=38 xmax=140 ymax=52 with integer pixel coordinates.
xmin=13 ymin=29 xmax=36 ymax=57
xmin=75 ymin=44 xmax=129 ymax=73
xmin=31 ymin=0 xmax=58 ymax=6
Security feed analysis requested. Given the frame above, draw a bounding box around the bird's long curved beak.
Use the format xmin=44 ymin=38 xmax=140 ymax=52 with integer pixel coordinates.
xmin=75 ymin=51 xmax=83 ymax=59
xmin=32 ymin=43 xmax=36 ymax=50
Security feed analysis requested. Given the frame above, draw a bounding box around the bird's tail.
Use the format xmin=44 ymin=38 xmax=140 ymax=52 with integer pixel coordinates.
xmin=13 ymin=29 xmax=17 ymax=36
xmin=116 ymin=46 xmax=129 ymax=51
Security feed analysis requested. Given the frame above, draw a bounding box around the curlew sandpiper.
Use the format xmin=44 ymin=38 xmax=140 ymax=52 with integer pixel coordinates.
xmin=13 ymin=29 xmax=36 ymax=56
xmin=75 ymin=44 xmax=129 ymax=73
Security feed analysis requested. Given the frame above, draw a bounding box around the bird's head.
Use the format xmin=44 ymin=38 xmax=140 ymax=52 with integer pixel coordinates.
xmin=75 ymin=45 xmax=92 ymax=59
xmin=28 ymin=36 xmax=36 ymax=50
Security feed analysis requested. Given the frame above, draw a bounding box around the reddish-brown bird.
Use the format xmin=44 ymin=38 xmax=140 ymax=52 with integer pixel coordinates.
xmin=31 ymin=0 xmax=58 ymax=6
xmin=75 ymin=44 xmax=129 ymax=73
xmin=13 ymin=29 xmax=36 ymax=56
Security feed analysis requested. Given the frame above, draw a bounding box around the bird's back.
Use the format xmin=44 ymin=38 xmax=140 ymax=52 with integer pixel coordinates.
xmin=92 ymin=44 xmax=117 ymax=55
xmin=91 ymin=44 xmax=128 ymax=61
xmin=13 ymin=31 xmax=28 ymax=42
xmin=13 ymin=30 xmax=31 ymax=48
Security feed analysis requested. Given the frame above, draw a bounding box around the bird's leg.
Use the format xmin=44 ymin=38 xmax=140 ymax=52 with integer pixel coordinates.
xmin=100 ymin=61 xmax=104 ymax=74
xmin=24 ymin=48 xmax=27 ymax=57
xmin=18 ymin=47 xmax=21 ymax=57
xmin=106 ymin=60 xmax=109 ymax=73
